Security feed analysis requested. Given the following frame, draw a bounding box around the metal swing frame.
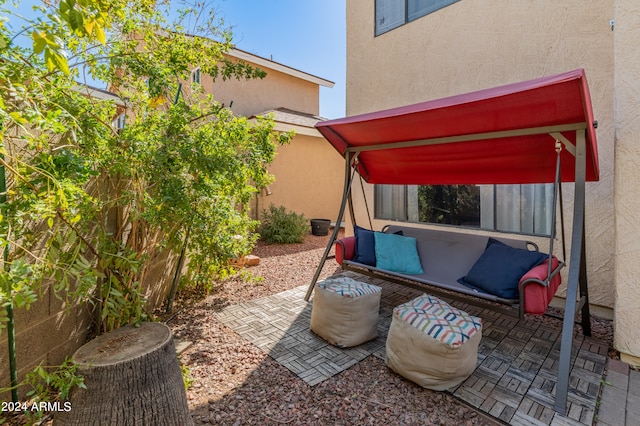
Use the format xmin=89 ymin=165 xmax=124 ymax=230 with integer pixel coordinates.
xmin=305 ymin=127 xmax=592 ymax=415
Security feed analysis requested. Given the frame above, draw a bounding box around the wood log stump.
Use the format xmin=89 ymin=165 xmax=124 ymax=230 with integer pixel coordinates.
xmin=54 ymin=322 xmax=193 ymax=426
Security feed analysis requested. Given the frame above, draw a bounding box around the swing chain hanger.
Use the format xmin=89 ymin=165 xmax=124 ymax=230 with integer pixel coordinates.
xmin=350 ymin=152 xmax=361 ymax=168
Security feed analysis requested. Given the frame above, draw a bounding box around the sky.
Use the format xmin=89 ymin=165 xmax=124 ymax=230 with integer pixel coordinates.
xmin=6 ymin=0 xmax=347 ymax=119
xmin=215 ymin=0 xmax=346 ymax=119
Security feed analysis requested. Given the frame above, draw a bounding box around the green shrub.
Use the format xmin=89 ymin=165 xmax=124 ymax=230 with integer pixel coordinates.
xmin=259 ymin=205 xmax=308 ymax=244
xmin=20 ymin=358 xmax=86 ymax=423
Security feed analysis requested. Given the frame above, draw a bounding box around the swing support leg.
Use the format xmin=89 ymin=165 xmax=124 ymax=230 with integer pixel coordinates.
xmin=554 ymin=129 xmax=591 ymax=414
xmin=304 ymin=152 xmax=357 ymax=301
xmin=579 ymin=217 xmax=591 ymax=336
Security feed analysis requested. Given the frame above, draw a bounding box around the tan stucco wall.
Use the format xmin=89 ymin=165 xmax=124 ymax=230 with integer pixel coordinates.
xmin=256 ymin=133 xmax=345 ymax=222
xmin=0 ymin=285 xmax=93 ymax=400
xmin=613 ymin=0 xmax=640 ymax=366
xmin=0 ymin=229 xmax=180 ymax=401
xmin=346 ymin=0 xmax=616 ymax=312
xmin=203 ymin=57 xmax=320 ymax=117
xmin=193 ymin=53 xmax=344 ymax=227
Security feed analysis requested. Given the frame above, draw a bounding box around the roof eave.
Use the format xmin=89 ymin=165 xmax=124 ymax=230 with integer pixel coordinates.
xmin=227 ymin=48 xmax=335 ymax=88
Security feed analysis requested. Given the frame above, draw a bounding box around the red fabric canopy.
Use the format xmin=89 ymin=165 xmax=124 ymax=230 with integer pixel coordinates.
xmin=316 ymin=69 xmax=599 ymax=185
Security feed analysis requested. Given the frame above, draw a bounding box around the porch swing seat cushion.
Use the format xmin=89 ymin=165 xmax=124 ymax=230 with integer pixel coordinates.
xmin=335 ymin=225 xmax=562 ymax=314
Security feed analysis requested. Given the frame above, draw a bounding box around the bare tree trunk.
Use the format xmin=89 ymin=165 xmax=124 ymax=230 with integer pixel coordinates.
xmin=54 ymin=322 xmax=193 ymax=426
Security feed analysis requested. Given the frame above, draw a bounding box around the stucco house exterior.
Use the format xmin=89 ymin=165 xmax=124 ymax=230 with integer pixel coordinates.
xmin=343 ymin=0 xmax=640 ymax=364
xmin=194 ymin=48 xmax=344 ymax=222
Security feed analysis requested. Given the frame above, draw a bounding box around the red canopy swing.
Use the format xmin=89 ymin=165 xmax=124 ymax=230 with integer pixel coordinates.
xmin=306 ymin=69 xmax=599 ymax=414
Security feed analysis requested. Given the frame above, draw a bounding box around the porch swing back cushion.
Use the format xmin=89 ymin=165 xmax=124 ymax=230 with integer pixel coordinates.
xmin=458 ymin=240 xmax=547 ymax=299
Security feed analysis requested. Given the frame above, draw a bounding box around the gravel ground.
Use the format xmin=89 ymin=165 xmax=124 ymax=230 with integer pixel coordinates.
xmin=1 ymin=231 xmax=615 ymax=426
xmin=167 ymin=231 xmax=616 ymax=426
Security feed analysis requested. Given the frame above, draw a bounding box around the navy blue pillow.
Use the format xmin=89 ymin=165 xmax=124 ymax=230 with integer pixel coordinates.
xmin=486 ymin=237 xmax=507 ymax=249
xmin=458 ymin=243 xmax=547 ymax=300
xmin=353 ymin=226 xmax=376 ymax=266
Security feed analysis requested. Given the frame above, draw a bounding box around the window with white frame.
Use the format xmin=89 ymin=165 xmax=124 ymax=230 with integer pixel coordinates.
xmin=375 ymin=0 xmax=460 ymax=36
xmin=191 ymin=68 xmax=201 ymax=85
xmin=374 ymin=183 xmax=554 ymax=236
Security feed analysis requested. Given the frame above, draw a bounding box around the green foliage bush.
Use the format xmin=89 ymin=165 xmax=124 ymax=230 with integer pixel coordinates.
xmin=20 ymin=358 xmax=85 ymax=422
xmin=0 ymin=0 xmax=293 ymax=402
xmin=0 ymin=0 xmax=293 ymax=335
xmin=259 ymin=205 xmax=308 ymax=244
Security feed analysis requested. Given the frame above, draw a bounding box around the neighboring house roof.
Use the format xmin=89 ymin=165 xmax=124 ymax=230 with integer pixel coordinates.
xmin=155 ymin=29 xmax=335 ymax=88
xmin=227 ymin=48 xmax=335 ymax=89
xmin=251 ymin=107 xmax=326 ymax=137
xmin=74 ymin=83 xmax=125 ymax=105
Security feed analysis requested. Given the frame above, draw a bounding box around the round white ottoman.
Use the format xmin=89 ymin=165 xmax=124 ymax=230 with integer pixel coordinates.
xmin=385 ymin=294 xmax=482 ymax=391
xmin=310 ymin=276 xmax=381 ymax=348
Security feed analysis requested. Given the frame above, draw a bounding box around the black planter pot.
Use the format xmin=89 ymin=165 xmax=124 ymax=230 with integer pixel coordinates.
xmin=310 ymin=219 xmax=331 ymax=236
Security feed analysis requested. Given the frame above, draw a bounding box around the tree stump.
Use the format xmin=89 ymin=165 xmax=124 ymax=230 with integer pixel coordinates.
xmin=54 ymin=322 xmax=193 ymax=426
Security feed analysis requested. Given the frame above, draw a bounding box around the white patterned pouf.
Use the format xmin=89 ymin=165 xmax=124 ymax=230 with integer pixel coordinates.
xmin=385 ymin=294 xmax=482 ymax=390
xmin=310 ymin=276 xmax=382 ymax=348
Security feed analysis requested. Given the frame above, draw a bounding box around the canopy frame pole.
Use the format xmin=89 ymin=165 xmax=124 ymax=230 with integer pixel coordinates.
xmin=359 ymin=170 xmax=374 ymax=230
xmin=343 ymin=123 xmax=586 ymax=154
xmin=547 ymin=141 xmax=562 ymax=280
xmin=554 ymin=128 xmax=591 ymax=414
xmin=304 ymin=152 xmax=359 ymax=301
xmin=347 ymin=161 xmax=357 ymax=229
xmin=559 ymin=178 xmax=567 ymax=262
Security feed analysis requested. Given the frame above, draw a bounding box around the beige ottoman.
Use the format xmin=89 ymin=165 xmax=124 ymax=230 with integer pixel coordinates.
xmin=385 ymin=294 xmax=482 ymax=391
xmin=310 ymin=277 xmax=381 ymax=348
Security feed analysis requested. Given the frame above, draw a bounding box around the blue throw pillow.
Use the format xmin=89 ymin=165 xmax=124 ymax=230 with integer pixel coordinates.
xmin=458 ymin=243 xmax=547 ymax=300
xmin=486 ymin=237 xmax=507 ymax=249
xmin=374 ymin=232 xmax=423 ymax=274
xmin=353 ymin=226 xmax=404 ymax=266
xmin=353 ymin=225 xmax=376 ymax=266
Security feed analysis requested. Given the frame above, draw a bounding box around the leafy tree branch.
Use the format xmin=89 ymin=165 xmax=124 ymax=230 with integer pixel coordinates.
xmin=0 ymin=0 xmax=292 ymax=400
